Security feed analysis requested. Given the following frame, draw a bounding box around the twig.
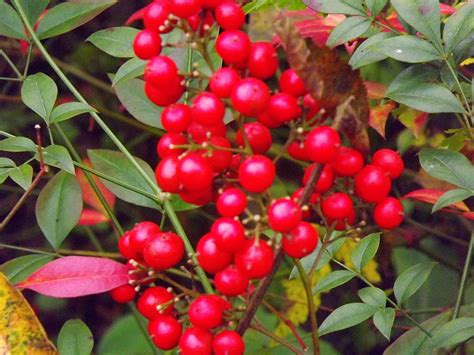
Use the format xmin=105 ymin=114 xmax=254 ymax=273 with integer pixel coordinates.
xmin=452 ymin=232 xmax=474 ymax=320
xmin=250 ymin=322 xmax=304 ymax=355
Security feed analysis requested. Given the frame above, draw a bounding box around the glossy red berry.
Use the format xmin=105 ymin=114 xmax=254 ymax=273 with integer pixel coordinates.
xmin=235 ymin=238 xmax=274 ymax=279
xmin=303 ymin=93 xmax=322 ymax=119
xmin=322 ymin=193 xmax=354 ymax=220
xmin=247 ymin=42 xmax=278 ymax=79
xmin=143 ymin=232 xmax=184 ymax=270
xmin=178 ymin=153 xmax=214 ymax=191
xmin=327 ymin=209 xmax=356 ymax=231
xmin=202 ymin=0 xmax=222 ymax=8
xmin=133 ymin=29 xmax=162 ymax=59
xmin=147 ymin=315 xmax=182 ymax=350
xmin=179 ymin=327 xmax=213 ymax=355
xmin=156 ymin=133 xmax=187 ymax=158
xmin=216 ymin=188 xmax=247 ymax=217
xmin=145 ymin=81 xmax=184 ymax=106
xmin=187 ymin=121 xmax=227 ymax=143
xmin=191 ymin=92 xmax=225 ymax=126
xmin=288 ymin=140 xmax=310 ymax=161
xmin=155 ymin=156 xmax=181 ymax=193
xmin=209 ymin=67 xmax=240 ymax=98
xmin=110 ymin=284 xmax=136 ymax=304
xmin=188 ymin=295 xmax=223 ymax=329
xmin=179 ymin=186 xmax=213 ymax=206
xmin=216 ymin=30 xmax=251 ymax=65
xmin=331 ymin=147 xmax=364 ymax=177
xmin=268 ymin=198 xmax=302 ymax=233
xmin=355 ymin=165 xmax=392 ymax=203
xmin=267 ymin=93 xmax=301 ymax=124
xmin=129 ymin=221 xmax=161 ymax=256
xmin=211 ymin=217 xmax=246 ymax=253
xmin=215 ymin=1 xmax=245 ymax=30
xmin=144 ymin=56 xmax=179 ymax=89
xmin=161 ymin=104 xmax=192 ymax=133
xmin=197 ymin=233 xmax=233 ymax=273
xmin=257 ymin=111 xmax=281 ymax=128
xmin=282 ymin=222 xmax=319 ymax=258
xmin=373 ymin=197 xmax=404 ymax=229
xmin=231 ymin=78 xmax=270 ymax=117
xmin=213 ymin=330 xmax=245 ymax=355
xmin=215 ymin=264 xmax=249 ymax=296
xmin=303 ymin=164 xmax=335 ymax=193
xmin=170 ymin=0 xmax=201 ymax=18
xmin=118 ymin=231 xmax=136 ymax=260
xmin=372 ymin=148 xmax=404 ymax=179
xmin=206 ymin=136 xmax=233 ymax=172
xmin=279 ymin=69 xmax=308 ymax=97
xmin=137 ymin=286 xmax=174 ymax=319
xmin=144 ymin=0 xmax=171 ymax=31
xmin=235 ymin=122 xmax=272 ymax=154
xmin=305 ymin=126 xmax=341 ymax=163
xmin=238 ymin=155 xmax=275 ymax=192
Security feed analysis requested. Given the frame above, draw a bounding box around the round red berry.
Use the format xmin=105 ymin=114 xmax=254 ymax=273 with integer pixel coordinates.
xmin=145 ymin=80 xmax=184 ymax=106
xmin=155 ymin=156 xmax=181 ymax=193
xmin=288 ymin=140 xmax=311 ymax=161
xmin=156 ymin=133 xmax=187 ymax=158
xmin=215 ymin=1 xmax=245 ymax=30
xmin=372 ymin=148 xmax=404 ymax=179
xmin=118 ymin=231 xmax=136 ymax=260
xmin=216 ymin=30 xmax=251 ymax=65
xmin=213 ymin=330 xmax=245 ymax=355
xmin=235 ymin=122 xmax=272 ymax=154
xmin=179 ymin=327 xmax=213 ymax=355
xmin=279 ymin=68 xmax=308 ymax=97
xmin=110 ymin=284 xmax=136 ymax=304
xmin=133 ymin=29 xmax=162 ymax=59
xmin=268 ymin=198 xmax=302 ymax=233
xmin=205 ymin=136 xmax=233 ymax=172
xmin=355 ymin=165 xmax=392 ymax=203
xmin=144 ymin=1 xmax=171 ymax=32
xmin=282 ymin=222 xmax=319 ymax=258
xmin=161 ymin=104 xmax=192 ymax=133
xmin=179 ymin=186 xmax=213 ymax=206
xmin=305 ymin=126 xmax=341 ymax=163
xmin=147 ymin=315 xmax=182 ymax=350
xmin=322 ymin=193 xmax=354 ymax=220
xmin=331 ymin=147 xmax=364 ymax=177
xmin=267 ymin=93 xmax=301 ymax=124
xmin=191 ymin=92 xmax=225 ymax=126
xmin=247 ymin=42 xmax=278 ymax=79
xmin=209 ymin=67 xmax=240 ymax=98
xmin=231 ymin=78 xmax=270 ymax=117
xmin=144 ymin=56 xmax=179 ymax=89
xmin=143 ymin=232 xmax=184 ymax=270
xmin=211 ymin=217 xmax=246 ymax=253
xmin=303 ymin=164 xmax=335 ymax=193
xmin=215 ymin=264 xmax=249 ymax=296
xmin=303 ymin=93 xmax=322 ymax=119
xmin=170 ymin=0 xmax=201 ymax=18
xmin=188 ymin=295 xmax=223 ymax=329
xmin=137 ymin=286 xmax=174 ymax=319
xmin=197 ymin=233 xmax=233 ymax=273
xmin=238 ymin=155 xmax=275 ymax=193
xmin=235 ymin=238 xmax=274 ymax=279
xmin=187 ymin=121 xmax=227 ymax=143
xmin=216 ymin=188 xmax=247 ymax=217
xmin=327 ymin=209 xmax=356 ymax=231
xmin=178 ymin=153 xmax=214 ymax=192
xmin=373 ymin=197 xmax=404 ymax=229
xmin=129 ymin=221 xmax=161 ymax=256
xmin=257 ymin=111 xmax=281 ymax=128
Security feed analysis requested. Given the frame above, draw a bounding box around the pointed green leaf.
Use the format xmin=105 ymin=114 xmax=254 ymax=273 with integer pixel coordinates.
xmin=0 ymin=158 xmax=15 ymax=168
xmin=0 ymin=2 xmax=26 ymax=40
xmin=319 ymin=303 xmax=378 ymax=336
xmin=50 ymin=102 xmax=97 ymax=124
xmin=373 ymin=308 xmax=395 ymax=340
xmin=394 ymin=262 xmax=436 ymax=305
xmin=17 ymin=0 xmax=49 ymax=26
xmin=432 ymin=317 xmax=474 ymax=349
xmin=0 ymin=137 xmax=36 ymax=153
xmin=351 ymin=233 xmax=381 ymax=271
xmin=87 ymin=27 xmax=139 ymax=58
xmin=112 ymin=58 xmax=146 ymax=87
xmin=37 ymin=145 xmax=75 ymax=175
xmin=327 ymin=16 xmax=372 ymax=47
xmin=358 ymin=287 xmax=386 ymax=307
xmin=374 ymin=35 xmax=441 ymax=63
xmin=443 ymin=2 xmax=474 ymax=53
xmin=58 ymin=319 xmax=94 ymax=355
xmin=349 ymin=32 xmax=394 ymax=68
xmin=9 ymin=164 xmax=33 ymax=190
xmin=432 ymin=188 xmax=473 ymax=213
xmin=365 ymin=0 xmax=387 ymax=16
xmin=1 ymin=254 xmax=54 ymax=284
xmin=21 ymin=73 xmax=58 ymax=121
xmin=313 ymin=270 xmax=355 ymax=294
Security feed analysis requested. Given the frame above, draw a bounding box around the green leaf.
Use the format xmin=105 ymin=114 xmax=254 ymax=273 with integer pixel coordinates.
xmin=432 ymin=188 xmax=473 ymax=213
xmin=9 ymin=164 xmax=33 ymax=190
xmin=364 ymin=0 xmax=387 ymax=16
xmin=21 ymin=73 xmax=58 ymax=121
xmin=373 ymin=308 xmax=395 ymax=340
xmin=358 ymin=287 xmax=386 ymax=307
xmin=351 ymin=232 xmax=381 ymax=271
xmin=58 ymin=319 xmax=94 ymax=355
xmin=38 ymin=145 xmax=75 ymax=175
xmin=170 ymin=196 xmax=200 ymax=212
xmin=386 ymin=64 xmax=439 ymax=91
xmin=349 ymin=32 xmax=394 ymax=68
xmin=394 ymin=262 xmax=436 ymax=305
xmin=443 ymin=2 xmax=474 ymax=54
xmin=432 ymin=317 xmax=474 ymax=349
xmin=0 ymin=254 xmax=54 ymax=284
xmin=374 ymin=35 xmax=441 ymax=63
xmin=112 ymin=58 xmax=146 ymax=87
xmin=318 ymin=303 xmax=378 ymax=336
xmin=88 ymin=149 xmax=161 ymax=209
xmin=303 ymin=0 xmax=366 ymax=15
xmin=0 ymin=158 xmax=15 ymax=168
xmin=419 ymin=148 xmax=474 ymax=191
xmin=391 ymin=0 xmax=441 ymax=46
xmin=0 ymin=2 xmax=26 ymax=40
xmin=36 ymin=0 xmax=116 ymax=40
xmin=35 ymin=171 xmax=83 ymax=250
xmin=50 ymin=102 xmax=97 ymax=124
xmin=0 ymin=136 xmax=36 ymax=152
xmin=327 ymin=16 xmax=372 ymax=47
xmin=87 ymin=27 xmax=139 ymax=58
xmin=313 ymin=270 xmax=355 ymax=294
xmin=112 ymin=77 xmax=163 ymax=129
xmin=16 ymin=0 xmax=49 ymax=26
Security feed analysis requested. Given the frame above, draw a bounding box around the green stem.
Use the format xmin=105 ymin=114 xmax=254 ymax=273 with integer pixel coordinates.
xmin=0 ymin=49 xmax=23 ymax=79
xmin=0 ymin=243 xmax=59 ymax=257
xmin=82 ymin=226 xmax=104 ymax=252
xmin=128 ymin=303 xmax=159 ymax=355
xmin=444 ymin=59 xmax=472 ymax=125
xmin=452 ymin=232 xmax=474 ymax=320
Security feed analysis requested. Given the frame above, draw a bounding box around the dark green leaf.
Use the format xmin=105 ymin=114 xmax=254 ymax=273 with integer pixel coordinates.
xmin=87 ymin=27 xmax=139 ymax=58
xmin=365 ymin=0 xmax=387 ymax=16
xmin=38 ymin=145 xmax=75 ymax=174
xmin=373 ymin=308 xmax=395 ymax=340
xmin=432 ymin=317 xmax=474 ymax=349
xmin=112 ymin=58 xmax=146 ymax=87
xmin=351 ymin=233 xmax=381 ymax=271
xmin=386 ymin=64 xmax=439 ymax=92
xmin=375 ymin=35 xmax=441 ymax=63
xmin=394 ymin=262 xmax=436 ymax=305
xmin=358 ymin=287 xmax=386 ymax=307
xmin=21 ymin=73 xmax=58 ymax=121
xmin=58 ymin=319 xmax=94 ymax=355
xmin=319 ymin=303 xmax=378 ymax=336
xmin=432 ymin=188 xmax=473 ymax=213
xmin=303 ymin=0 xmax=366 ymax=15
xmin=327 ymin=16 xmax=372 ymax=47
xmin=0 ymin=2 xmax=26 ymax=40
xmin=0 ymin=136 xmax=36 ymax=152
xmin=35 ymin=171 xmax=83 ymax=249
xmin=17 ymin=0 xmax=49 ymax=26
xmin=0 ymin=254 xmax=54 ymax=284
xmin=36 ymin=0 xmax=116 ymax=40
xmin=443 ymin=2 xmax=474 ymax=53
xmin=313 ymin=270 xmax=355 ymax=294
xmin=9 ymin=164 xmax=33 ymax=190
xmin=349 ymin=32 xmax=394 ymax=68
xmin=50 ymin=102 xmax=97 ymax=124
xmin=170 ymin=196 xmax=200 ymax=212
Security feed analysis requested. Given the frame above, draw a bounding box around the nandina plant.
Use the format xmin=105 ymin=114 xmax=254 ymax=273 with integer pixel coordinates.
xmin=0 ymin=0 xmax=473 ymax=354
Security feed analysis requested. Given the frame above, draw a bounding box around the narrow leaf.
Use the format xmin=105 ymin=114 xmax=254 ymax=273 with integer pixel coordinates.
xmin=0 ymin=136 xmax=37 ymax=152
xmin=358 ymin=287 xmax=386 ymax=307
xmin=319 ymin=303 xmax=378 ymax=336
xmin=432 ymin=317 xmax=474 ymax=349
xmin=373 ymin=308 xmax=395 ymax=340
xmin=432 ymin=189 xmax=473 ymax=213
xmin=443 ymin=2 xmax=474 ymax=53
xmin=327 ymin=16 xmax=372 ymax=47
xmin=313 ymin=270 xmax=355 ymax=294
xmin=394 ymin=262 xmax=436 ymax=305
xmin=21 ymin=73 xmax=58 ymax=121
xmin=349 ymin=32 xmax=395 ymax=69
xmin=1 ymin=255 xmax=54 ymax=284
xmin=403 ymin=188 xmax=470 ymax=212
xmin=365 ymin=0 xmax=388 ymax=16
xmin=58 ymin=319 xmax=94 ymax=355
xmin=50 ymin=102 xmax=96 ymax=124
xmin=87 ymin=27 xmax=139 ymax=58
xmin=351 ymin=233 xmax=381 ymax=271
xmin=17 ymin=0 xmax=49 ymax=26
xmin=375 ymin=35 xmax=441 ymax=63
xmin=0 ymin=2 xmax=26 ymax=40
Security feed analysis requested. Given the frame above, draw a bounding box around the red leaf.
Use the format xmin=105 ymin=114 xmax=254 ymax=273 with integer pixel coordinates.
xmin=440 ymin=4 xmax=455 ymax=15
xmin=365 ymin=81 xmax=387 ymax=100
xmin=78 ymin=209 xmax=109 ymax=226
xmin=369 ymin=101 xmax=396 ymax=138
xmin=462 ymin=212 xmax=474 ymax=220
xmin=126 ymin=6 xmax=146 ymax=25
xmin=403 ymin=189 xmax=470 ymax=212
xmin=17 ymin=257 xmax=129 ymax=298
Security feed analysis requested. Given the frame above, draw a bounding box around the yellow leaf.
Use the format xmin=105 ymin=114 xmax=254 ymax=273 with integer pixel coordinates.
xmin=0 ymin=273 xmax=57 ymax=354
xmin=460 ymin=57 xmax=474 ymax=66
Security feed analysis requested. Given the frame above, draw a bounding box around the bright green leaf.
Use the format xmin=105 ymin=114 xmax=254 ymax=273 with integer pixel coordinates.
xmin=303 ymin=0 xmax=366 ymax=15
xmin=327 ymin=16 xmax=372 ymax=47
xmin=432 ymin=188 xmax=473 ymax=213
xmin=443 ymin=2 xmax=474 ymax=53
xmin=313 ymin=270 xmax=355 ymax=294
xmin=0 ymin=2 xmax=26 ymax=40
xmin=349 ymin=32 xmax=394 ymax=68
xmin=0 ymin=254 xmax=54 ymax=284
xmin=0 ymin=137 xmax=36 ymax=152
xmin=319 ymin=303 xmax=378 ymax=336
xmin=432 ymin=317 xmax=474 ymax=349
xmin=9 ymin=164 xmax=33 ymax=190
xmin=58 ymin=319 xmax=94 ymax=355
xmin=37 ymin=145 xmax=75 ymax=175
xmin=394 ymin=262 xmax=436 ymax=305
xmin=373 ymin=308 xmax=395 ymax=340
xmin=0 ymin=158 xmax=15 ymax=168
xmin=50 ymin=102 xmax=96 ymax=124
xmin=351 ymin=233 xmax=381 ymax=271
xmin=365 ymin=0 xmax=387 ymax=16
xmin=17 ymin=0 xmax=49 ymax=26
xmin=375 ymin=35 xmax=441 ymax=63
xmin=358 ymin=287 xmax=386 ymax=307
xmin=21 ymin=73 xmax=58 ymax=121
xmin=87 ymin=27 xmax=139 ymax=58
xmin=112 ymin=58 xmax=146 ymax=87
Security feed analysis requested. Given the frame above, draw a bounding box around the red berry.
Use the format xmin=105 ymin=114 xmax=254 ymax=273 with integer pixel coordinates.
xmin=188 ymin=295 xmax=223 ymax=329
xmin=133 ymin=29 xmax=162 ymax=59
xmin=282 ymin=222 xmax=319 ymax=258
xmin=143 ymin=232 xmax=184 ymax=270
xmin=209 ymin=67 xmax=240 ymax=98
xmin=187 ymin=11 xmax=214 ymax=35
xmin=191 ymin=92 xmax=225 ymax=126
xmin=129 ymin=221 xmax=161 ymax=256
xmin=197 ymin=233 xmax=233 ymax=273
xmin=355 ymin=165 xmax=391 ymax=203
xmin=247 ymin=42 xmax=278 ymax=79
xmin=238 ymin=155 xmax=275 ymax=192
xmin=257 ymin=111 xmax=281 ymax=128
xmin=216 ymin=30 xmax=251 ymax=65
xmin=187 ymin=121 xmax=227 ymax=143
xmin=161 ymin=103 xmax=192 ymax=133
xmin=211 ymin=217 xmax=246 ymax=253
xmin=279 ymin=69 xmax=307 ymax=97
xmin=137 ymin=286 xmax=174 ymax=319
xmin=179 ymin=327 xmax=213 ymax=355
xmin=202 ymin=0 xmax=222 ymax=8
xmin=303 ymin=93 xmax=322 ymax=119
xmin=213 ymin=330 xmax=245 ymax=355
xmin=305 ymin=126 xmax=341 ymax=163
xmin=231 ymin=78 xmax=270 ymax=117
xmin=215 ymin=264 xmax=249 ymax=296
xmin=303 ymin=164 xmax=335 ymax=193
xmin=206 ymin=136 xmax=233 ymax=172
xmin=144 ymin=56 xmax=179 ymax=89
xmin=331 ymin=147 xmax=364 ymax=177
xmin=147 ymin=315 xmax=182 ymax=350
xmin=291 ymin=188 xmax=319 ymax=219
xmin=156 ymin=133 xmax=187 ymax=158
xmin=178 ymin=153 xmax=214 ymax=191
xmin=327 ymin=209 xmax=356 ymax=231
xmin=322 ymin=193 xmax=354 ymax=220
xmin=215 ymin=1 xmax=245 ymax=30
xmin=288 ymin=140 xmax=310 ymax=161
xmin=235 ymin=122 xmax=272 ymax=154
xmin=179 ymin=186 xmax=213 ymax=206
xmin=145 ymin=81 xmax=184 ymax=106
xmin=267 ymin=93 xmax=301 ymax=124
xmin=170 ymin=0 xmax=201 ymax=18
xmin=118 ymin=231 xmax=136 ymax=260
xmin=110 ymin=284 xmax=136 ymax=304
xmin=144 ymin=1 xmax=171 ymax=32
xmin=268 ymin=198 xmax=302 ymax=233
xmin=235 ymin=238 xmax=274 ymax=279
xmin=216 ymin=188 xmax=247 ymax=217
xmin=372 ymin=148 xmax=404 ymax=179
xmin=155 ymin=156 xmax=181 ymax=193
xmin=373 ymin=197 xmax=404 ymax=229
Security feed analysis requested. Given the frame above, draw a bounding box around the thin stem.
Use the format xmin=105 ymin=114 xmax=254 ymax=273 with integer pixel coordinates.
xmin=452 ymin=232 xmax=474 ymax=320
xmin=406 ymin=218 xmax=468 ymax=247
xmin=0 ymin=49 xmax=23 ymax=79
xmin=250 ymin=322 xmax=303 ymax=355
xmin=445 ymin=59 xmax=472 ymax=118
xmin=0 ymin=243 xmax=59 ymax=257
xmin=82 ymin=226 xmax=104 ymax=252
